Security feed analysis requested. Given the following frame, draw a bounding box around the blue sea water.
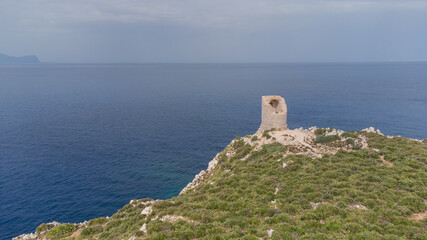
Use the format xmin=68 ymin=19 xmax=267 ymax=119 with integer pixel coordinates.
xmin=0 ymin=63 xmax=426 ymax=239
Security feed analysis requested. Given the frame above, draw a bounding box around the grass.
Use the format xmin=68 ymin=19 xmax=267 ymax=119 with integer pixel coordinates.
xmin=31 ymin=131 xmax=427 ymax=240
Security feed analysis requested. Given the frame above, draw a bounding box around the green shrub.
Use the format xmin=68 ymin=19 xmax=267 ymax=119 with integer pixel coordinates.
xmin=352 ymin=145 xmax=362 ymax=150
xmin=36 ymin=223 xmax=48 ymax=233
xmin=36 ymin=222 xmax=59 ymax=233
xmin=263 ymin=142 xmax=287 ymax=153
xmin=316 ymin=135 xmax=340 ymax=143
xmin=315 ymin=128 xmax=327 ymax=135
xmin=342 ymin=131 xmax=358 ymax=138
xmin=88 ymin=217 xmax=107 ymax=226
xmin=251 ymin=135 xmax=258 ymax=142
xmin=263 ymin=131 xmax=272 ymax=139
xmin=231 ymin=140 xmax=252 ymax=160
xmin=46 ymin=224 xmax=76 ymax=239
xmin=324 ymin=219 xmax=342 ymax=231
xmin=80 ymin=226 xmax=103 ymax=237
xmin=399 ymin=196 xmax=426 ymax=212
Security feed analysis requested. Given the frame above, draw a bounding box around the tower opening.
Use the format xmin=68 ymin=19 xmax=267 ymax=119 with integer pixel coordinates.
xmin=269 ymin=99 xmax=279 ymax=108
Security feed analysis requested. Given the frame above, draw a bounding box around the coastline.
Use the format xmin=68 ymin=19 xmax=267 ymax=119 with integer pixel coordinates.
xmin=14 ymin=126 xmax=426 ymax=239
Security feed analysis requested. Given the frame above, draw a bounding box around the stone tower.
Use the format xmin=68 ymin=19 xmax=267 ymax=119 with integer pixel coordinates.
xmin=259 ymin=96 xmax=287 ymax=131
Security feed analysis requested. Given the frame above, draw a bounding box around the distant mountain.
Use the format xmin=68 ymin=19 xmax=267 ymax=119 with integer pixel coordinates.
xmin=0 ymin=53 xmax=40 ymax=64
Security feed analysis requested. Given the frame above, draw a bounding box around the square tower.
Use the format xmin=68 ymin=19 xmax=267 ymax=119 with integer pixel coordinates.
xmin=259 ymin=96 xmax=287 ymax=131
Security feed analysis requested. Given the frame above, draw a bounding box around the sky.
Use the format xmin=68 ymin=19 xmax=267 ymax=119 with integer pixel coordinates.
xmin=0 ymin=0 xmax=426 ymax=63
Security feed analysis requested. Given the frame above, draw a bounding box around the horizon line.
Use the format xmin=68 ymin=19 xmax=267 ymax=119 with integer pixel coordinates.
xmin=36 ymin=60 xmax=427 ymax=65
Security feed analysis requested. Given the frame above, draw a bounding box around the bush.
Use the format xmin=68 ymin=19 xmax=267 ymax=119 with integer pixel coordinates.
xmin=352 ymin=145 xmax=362 ymax=150
xmin=315 ymin=128 xmax=327 ymax=135
xmin=231 ymin=140 xmax=252 ymax=160
xmin=251 ymin=135 xmax=258 ymax=142
xmin=46 ymin=224 xmax=76 ymax=239
xmin=36 ymin=223 xmax=48 ymax=233
xmin=80 ymin=226 xmax=103 ymax=237
xmin=399 ymin=196 xmax=426 ymax=212
xmin=342 ymin=131 xmax=358 ymax=138
xmin=36 ymin=222 xmax=59 ymax=233
xmin=88 ymin=217 xmax=107 ymax=226
xmin=316 ymin=135 xmax=340 ymax=143
xmin=263 ymin=131 xmax=272 ymax=139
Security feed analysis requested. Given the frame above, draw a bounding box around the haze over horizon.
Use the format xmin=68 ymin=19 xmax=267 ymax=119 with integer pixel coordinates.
xmin=1 ymin=0 xmax=426 ymax=63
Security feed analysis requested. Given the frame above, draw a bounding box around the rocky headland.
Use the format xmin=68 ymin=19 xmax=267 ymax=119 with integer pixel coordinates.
xmin=14 ymin=126 xmax=426 ymax=240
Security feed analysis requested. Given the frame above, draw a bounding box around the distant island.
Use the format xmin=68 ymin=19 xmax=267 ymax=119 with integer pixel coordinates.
xmin=0 ymin=53 xmax=40 ymax=64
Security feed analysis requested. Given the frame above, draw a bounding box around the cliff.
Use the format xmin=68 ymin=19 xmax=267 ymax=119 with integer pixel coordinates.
xmin=14 ymin=127 xmax=426 ymax=240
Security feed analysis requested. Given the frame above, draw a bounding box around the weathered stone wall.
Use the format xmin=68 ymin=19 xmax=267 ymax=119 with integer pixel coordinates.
xmin=259 ymin=96 xmax=287 ymax=131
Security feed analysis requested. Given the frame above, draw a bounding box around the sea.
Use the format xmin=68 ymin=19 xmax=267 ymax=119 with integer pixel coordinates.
xmin=0 ymin=63 xmax=426 ymax=239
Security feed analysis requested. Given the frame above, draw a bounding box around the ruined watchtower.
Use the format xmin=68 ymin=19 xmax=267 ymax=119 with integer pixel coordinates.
xmin=258 ymin=96 xmax=287 ymax=132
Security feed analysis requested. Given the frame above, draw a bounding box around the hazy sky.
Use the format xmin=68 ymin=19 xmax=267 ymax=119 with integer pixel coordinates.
xmin=1 ymin=0 xmax=426 ymax=63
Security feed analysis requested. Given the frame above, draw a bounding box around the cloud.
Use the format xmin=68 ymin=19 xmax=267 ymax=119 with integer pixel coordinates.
xmin=1 ymin=0 xmax=426 ymax=62
xmin=2 ymin=0 xmax=427 ymax=29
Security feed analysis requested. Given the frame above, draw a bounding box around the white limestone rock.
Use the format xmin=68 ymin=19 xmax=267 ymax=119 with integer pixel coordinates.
xmin=362 ymin=127 xmax=383 ymax=135
xmin=141 ymin=206 xmax=153 ymax=215
xmin=267 ymin=229 xmax=274 ymax=237
xmin=140 ymin=223 xmax=147 ymax=233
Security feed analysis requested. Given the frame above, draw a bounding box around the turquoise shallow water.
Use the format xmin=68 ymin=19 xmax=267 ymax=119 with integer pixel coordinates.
xmin=0 ymin=63 xmax=426 ymax=239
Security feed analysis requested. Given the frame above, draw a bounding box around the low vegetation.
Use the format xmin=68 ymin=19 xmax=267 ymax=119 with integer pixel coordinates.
xmin=315 ymin=135 xmax=340 ymax=143
xmin=263 ymin=130 xmax=272 ymax=139
xmin=45 ymin=224 xmax=76 ymax=239
xmin=27 ymin=130 xmax=426 ymax=240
